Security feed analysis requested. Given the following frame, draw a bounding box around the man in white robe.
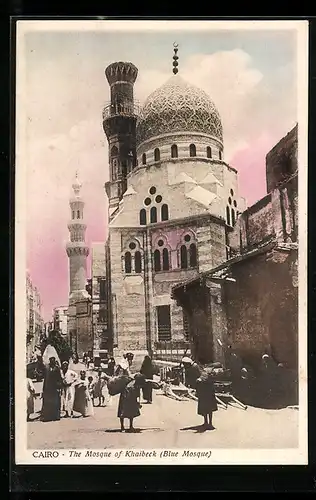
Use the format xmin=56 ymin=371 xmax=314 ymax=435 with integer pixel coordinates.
xmin=61 ymin=361 xmax=78 ymax=417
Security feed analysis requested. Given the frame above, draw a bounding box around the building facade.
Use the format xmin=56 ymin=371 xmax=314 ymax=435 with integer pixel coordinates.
xmin=91 ymin=243 xmax=109 ymax=353
xmin=103 ymin=51 xmax=246 ymax=361
xmin=26 ymin=272 xmax=44 ymax=362
xmin=66 ymin=173 xmax=92 ymax=356
xmin=53 ymin=306 xmax=68 ymax=337
xmin=172 ymin=125 xmax=298 ymax=370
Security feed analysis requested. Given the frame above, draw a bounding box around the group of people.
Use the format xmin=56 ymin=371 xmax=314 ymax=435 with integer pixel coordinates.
xmin=27 ymin=350 xmax=223 ymax=432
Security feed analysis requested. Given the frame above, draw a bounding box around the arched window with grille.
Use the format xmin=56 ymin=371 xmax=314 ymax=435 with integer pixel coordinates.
xmin=206 ymin=146 xmax=212 ymax=158
xmin=124 ymin=252 xmax=132 ymax=273
xmin=189 ymin=144 xmax=196 ymax=157
xmin=180 ymin=245 xmax=188 ymax=269
xmin=171 ymin=144 xmax=178 ymax=158
xmin=154 ymin=249 xmax=161 ymax=272
xmin=162 ymin=248 xmax=170 ymax=271
xmin=135 ymin=251 xmax=142 ymax=273
xmin=161 ymin=204 xmax=169 ymax=221
xmin=189 ymin=243 xmax=197 ymax=268
xmin=140 ymin=209 xmax=146 ymax=226
xmin=231 ymin=208 xmax=236 ymax=226
xmin=226 ymin=206 xmax=231 ymax=226
xmin=142 ymin=153 xmax=147 ymax=165
xmin=150 ymin=206 xmax=157 ymax=223
xmin=154 ymin=148 xmax=160 ymax=162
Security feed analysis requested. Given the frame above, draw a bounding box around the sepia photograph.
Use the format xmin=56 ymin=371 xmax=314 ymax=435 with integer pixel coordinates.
xmin=15 ymin=19 xmax=308 ymax=465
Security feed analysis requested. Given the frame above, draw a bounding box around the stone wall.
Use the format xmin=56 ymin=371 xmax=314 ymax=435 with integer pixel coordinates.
xmin=266 ymin=124 xmax=298 ymax=193
xmin=224 ymin=248 xmax=298 ymax=370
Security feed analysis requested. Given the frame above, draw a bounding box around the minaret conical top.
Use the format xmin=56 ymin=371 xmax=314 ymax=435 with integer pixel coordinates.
xmin=72 ymin=170 xmax=82 ymax=196
xmin=173 ymin=42 xmax=179 ymax=75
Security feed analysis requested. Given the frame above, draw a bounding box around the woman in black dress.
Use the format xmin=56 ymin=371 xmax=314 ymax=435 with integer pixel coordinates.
xmin=195 ymin=370 xmax=218 ymax=429
xmin=140 ymin=355 xmax=155 ymax=404
xmin=41 ymin=357 xmax=63 ymax=422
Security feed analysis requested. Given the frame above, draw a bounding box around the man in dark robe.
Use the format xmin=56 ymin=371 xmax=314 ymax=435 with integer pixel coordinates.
xmin=181 ymin=357 xmax=201 ymax=390
xmin=41 ymin=357 xmax=63 ymax=422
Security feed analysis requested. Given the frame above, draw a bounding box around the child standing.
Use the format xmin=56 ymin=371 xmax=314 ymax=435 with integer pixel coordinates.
xmin=195 ymin=370 xmax=218 ymax=430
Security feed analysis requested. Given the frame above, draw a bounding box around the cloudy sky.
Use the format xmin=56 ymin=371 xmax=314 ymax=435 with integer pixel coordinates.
xmin=20 ymin=22 xmax=299 ymax=320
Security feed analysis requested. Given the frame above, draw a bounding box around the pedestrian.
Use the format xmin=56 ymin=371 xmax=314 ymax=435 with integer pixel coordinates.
xmin=41 ymin=356 xmax=63 ymax=422
xmin=73 ymin=370 xmax=94 ymax=417
xmin=181 ymin=357 xmax=201 ymax=389
xmin=115 ymin=356 xmax=130 ymax=376
xmin=61 ymin=361 xmax=78 ymax=418
xmin=140 ymin=355 xmax=155 ymax=404
xmin=195 ymin=369 xmax=218 ymax=430
xmin=27 ymin=377 xmax=36 ymax=421
xmin=88 ymin=376 xmax=95 ymax=399
xmin=93 ymin=369 xmax=107 ymax=407
xmin=117 ymin=373 xmax=147 ymax=432
xmin=107 ymin=357 xmax=116 ymax=376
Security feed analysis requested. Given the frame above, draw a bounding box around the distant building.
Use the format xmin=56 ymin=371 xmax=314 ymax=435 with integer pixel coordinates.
xmin=91 ymin=243 xmax=109 ymax=353
xmin=53 ymin=306 xmax=68 ymax=337
xmin=66 ymin=172 xmax=92 ymax=356
xmin=26 ymin=272 xmax=44 ymax=362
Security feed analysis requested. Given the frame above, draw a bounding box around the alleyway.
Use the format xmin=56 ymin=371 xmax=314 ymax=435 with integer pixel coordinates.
xmin=28 ymin=374 xmax=299 ymax=450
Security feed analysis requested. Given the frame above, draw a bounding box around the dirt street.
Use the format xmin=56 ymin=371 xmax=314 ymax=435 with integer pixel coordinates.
xmin=28 ymin=382 xmax=299 ymax=450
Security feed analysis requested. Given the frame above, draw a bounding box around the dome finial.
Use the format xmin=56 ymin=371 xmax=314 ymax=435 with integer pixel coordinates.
xmin=72 ymin=169 xmax=82 ymax=196
xmin=173 ymin=42 xmax=179 ymax=75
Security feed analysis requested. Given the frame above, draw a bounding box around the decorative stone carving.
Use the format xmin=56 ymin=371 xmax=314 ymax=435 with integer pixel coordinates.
xmin=136 ymin=75 xmax=223 ymax=147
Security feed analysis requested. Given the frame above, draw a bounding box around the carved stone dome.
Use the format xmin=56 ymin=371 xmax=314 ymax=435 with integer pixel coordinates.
xmin=136 ymin=74 xmax=223 ymax=147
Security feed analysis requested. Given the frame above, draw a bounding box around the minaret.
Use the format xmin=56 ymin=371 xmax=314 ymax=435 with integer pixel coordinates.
xmin=66 ymin=172 xmax=90 ymax=303
xmin=103 ymin=61 xmax=138 ymax=220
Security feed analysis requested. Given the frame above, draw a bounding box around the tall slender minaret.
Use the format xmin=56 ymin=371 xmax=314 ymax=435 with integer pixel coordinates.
xmin=103 ymin=61 xmax=138 ymax=220
xmin=66 ymin=172 xmax=90 ymax=303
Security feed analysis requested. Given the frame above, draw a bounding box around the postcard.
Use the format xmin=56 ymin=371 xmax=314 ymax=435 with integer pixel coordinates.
xmin=15 ymin=19 xmax=308 ymax=465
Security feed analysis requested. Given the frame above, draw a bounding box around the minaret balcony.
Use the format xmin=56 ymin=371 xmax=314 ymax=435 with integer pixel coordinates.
xmin=102 ymin=100 xmax=141 ymax=120
xmin=67 ymin=221 xmax=87 ymax=229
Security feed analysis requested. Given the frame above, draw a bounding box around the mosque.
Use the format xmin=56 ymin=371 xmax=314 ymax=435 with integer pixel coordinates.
xmin=67 ymin=45 xmax=298 ymax=372
xmin=101 ymin=45 xmax=247 ymax=362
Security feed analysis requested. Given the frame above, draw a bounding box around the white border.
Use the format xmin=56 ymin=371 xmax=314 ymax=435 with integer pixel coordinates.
xmin=15 ymin=19 xmax=309 ymax=466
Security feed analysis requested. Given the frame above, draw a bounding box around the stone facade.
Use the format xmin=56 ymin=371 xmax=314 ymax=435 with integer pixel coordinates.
xmin=172 ymin=125 xmax=299 ymax=371
xmin=91 ymin=243 xmax=109 ymax=353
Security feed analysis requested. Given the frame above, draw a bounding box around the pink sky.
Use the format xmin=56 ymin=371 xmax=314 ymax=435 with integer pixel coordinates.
xmin=22 ymin=28 xmax=297 ymax=321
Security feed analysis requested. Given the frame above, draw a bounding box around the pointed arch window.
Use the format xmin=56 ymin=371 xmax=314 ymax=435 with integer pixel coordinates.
xmin=189 ymin=144 xmax=196 ymax=157
xmin=124 ymin=252 xmax=132 ymax=274
xmin=161 ymin=204 xmax=169 ymax=221
xmin=226 ymin=206 xmax=231 ymax=226
xmin=219 ymin=151 xmax=222 ymax=160
xmin=171 ymin=144 xmax=178 ymax=158
xmin=135 ymin=251 xmax=142 ymax=273
xmin=162 ymin=248 xmax=170 ymax=271
xmin=189 ymin=243 xmax=197 ymax=268
xmin=142 ymin=153 xmax=147 ymax=165
xmin=150 ymin=206 xmax=157 ymax=223
xmin=206 ymin=146 xmax=212 ymax=158
xmin=77 ymin=210 xmax=80 ymax=219
xmin=140 ymin=209 xmax=147 ymax=226
xmin=154 ymin=148 xmax=161 ymax=162
xmin=180 ymin=245 xmax=188 ymax=269
xmin=154 ymin=249 xmax=161 ymax=272
xmin=72 ymin=210 xmax=75 ymax=219
xmin=231 ymin=208 xmax=236 ymax=226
